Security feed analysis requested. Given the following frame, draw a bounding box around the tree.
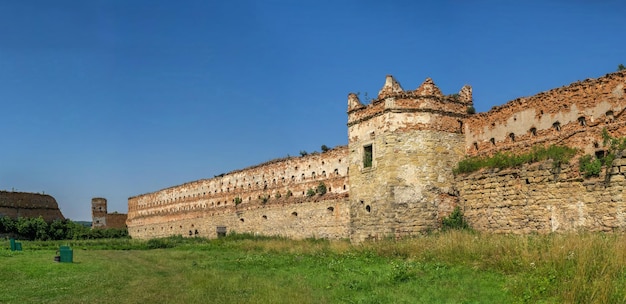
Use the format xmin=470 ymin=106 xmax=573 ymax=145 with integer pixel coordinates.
xmin=618 ymin=64 xmax=625 ymax=71
xmin=321 ymin=145 xmax=330 ymax=152
xmin=299 ymin=150 xmax=308 ymax=156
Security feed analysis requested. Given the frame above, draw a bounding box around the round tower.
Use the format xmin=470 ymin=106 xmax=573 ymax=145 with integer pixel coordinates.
xmin=347 ymin=75 xmax=473 ymax=242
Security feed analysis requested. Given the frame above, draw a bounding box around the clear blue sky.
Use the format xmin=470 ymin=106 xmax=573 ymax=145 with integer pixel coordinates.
xmin=1 ymin=1 xmax=624 ymax=221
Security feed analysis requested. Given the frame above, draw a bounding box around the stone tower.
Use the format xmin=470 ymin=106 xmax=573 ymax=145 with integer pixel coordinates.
xmin=347 ymin=75 xmax=473 ymax=242
xmin=91 ymin=197 xmax=108 ymax=228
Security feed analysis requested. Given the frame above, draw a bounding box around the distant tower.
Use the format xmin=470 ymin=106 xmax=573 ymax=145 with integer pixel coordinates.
xmin=92 ymin=197 xmax=108 ymax=228
xmin=347 ymin=75 xmax=473 ymax=242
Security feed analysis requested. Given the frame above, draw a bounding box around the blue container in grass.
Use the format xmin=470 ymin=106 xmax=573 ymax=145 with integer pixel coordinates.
xmin=59 ymin=245 xmax=73 ymax=263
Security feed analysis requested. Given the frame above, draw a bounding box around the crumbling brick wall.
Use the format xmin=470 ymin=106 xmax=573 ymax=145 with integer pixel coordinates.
xmin=464 ymin=71 xmax=626 ymax=157
xmin=0 ymin=191 xmax=65 ymax=222
xmin=127 ymin=147 xmax=349 ymax=239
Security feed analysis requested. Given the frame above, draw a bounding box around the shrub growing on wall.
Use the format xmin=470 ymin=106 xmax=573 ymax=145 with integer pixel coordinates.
xmin=316 ymin=182 xmax=327 ymax=195
xmin=441 ymin=206 xmax=470 ymax=231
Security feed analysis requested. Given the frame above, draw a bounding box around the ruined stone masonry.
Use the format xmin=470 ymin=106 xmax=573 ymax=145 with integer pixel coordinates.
xmin=0 ymin=191 xmax=65 ymax=222
xmin=91 ymin=197 xmax=127 ymax=229
xmin=127 ymin=70 xmax=626 ymax=241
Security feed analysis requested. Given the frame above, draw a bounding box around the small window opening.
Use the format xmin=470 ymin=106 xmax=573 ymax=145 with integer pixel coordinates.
xmin=473 ymin=142 xmax=478 ymax=151
xmin=240 ymin=218 xmax=244 ymax=222
xmin=525 ymin=178 xmax=530 ymax=185
xmin=292 ymin=212 xmax=298 ymax=217
xmin=262 ymin=215 xmax=267 ymax=219
xmin=595 ymin=150 xmax=606 ymax=159
xmin=593 ymin=142 xmax=599 ymax=148
xmin=606 ymin=111 xmax=614 ymax=122
xmin=363 ymin=145 xmax=373 ymax=168
xmin=509 ymin=133 xmax=515 ymax=142
xmin=578 ymin=116 xmax=586 ymax=126
xmin=327 ymin=206 xmax=334 ymax=212
xmin=489 ymin=138 xmax=495 ymax=146
xmin=529 ymin=127 xmax=537 ymax=136
xmin=365 ymin=205 xmax=371 ymax=212
xmin=553 ymin=121 xmax=561 ymax=131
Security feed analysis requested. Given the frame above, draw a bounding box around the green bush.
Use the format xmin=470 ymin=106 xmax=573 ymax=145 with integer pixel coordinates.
xmin=0 ymin=216 xmax=128 ymax=241
xmin=234 ymin=197 xmax=242 ymax=206
xmin=579 ymin=155 xmax=603 ymax=177
xmin=442 ymin=206 xmax=470 ymax=231
xmin=306 ymin=188 xmax=316 ymax=197
xmin=316 ymin=182 xmax=327 ymax=195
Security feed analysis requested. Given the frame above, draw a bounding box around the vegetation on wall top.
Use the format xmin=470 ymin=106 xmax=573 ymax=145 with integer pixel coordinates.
xmin=454 ymin=145 xmax=577 ymax=174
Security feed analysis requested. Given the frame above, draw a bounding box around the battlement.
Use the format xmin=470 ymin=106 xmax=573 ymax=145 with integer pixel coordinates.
xmin=347 ymin=75 xmax=473 ymax=142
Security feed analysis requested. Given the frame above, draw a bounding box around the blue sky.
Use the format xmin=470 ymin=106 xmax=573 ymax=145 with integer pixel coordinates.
xmin=1 ymin=1 xmax=624 ymax=221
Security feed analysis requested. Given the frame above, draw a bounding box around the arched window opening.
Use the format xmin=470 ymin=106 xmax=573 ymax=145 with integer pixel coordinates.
xmin=578 ymin=116 xmax=586 ymax=126
xmin=529 ymin=127 xmax=537 ymax=136
xmin=509 ymin=133 xmax=515 ymax=142
xmin=553 ymin=121 xmax=561 ymax=131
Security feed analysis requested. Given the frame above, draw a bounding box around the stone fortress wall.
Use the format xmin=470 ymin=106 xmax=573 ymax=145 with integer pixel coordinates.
xmin=458 ymin=70 xmax=626 ymax=234
xmin=0 ymin=191 xmax=65 ymax=222
xmin=91 ymin=197 xmax=128 ymax=229
xmin=127 ymin=70 xmax=626 ymax=240
xmin=127 ymin=147 xmax=350 ymax=239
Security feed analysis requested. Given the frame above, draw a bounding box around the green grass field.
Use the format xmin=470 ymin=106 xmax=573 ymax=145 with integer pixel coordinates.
xmin=1 ymin=231 xmax=625 ymax=303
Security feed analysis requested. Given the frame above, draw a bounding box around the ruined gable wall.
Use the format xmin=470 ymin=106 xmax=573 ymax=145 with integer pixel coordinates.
xmin=127 ymin=147 xmax=349 ymax=239
xmin=457 ymin=157 xmax=626 ymax=233
xmin=464 ymin=71 xmax=626 ymax=157
xmin=0 ymin=191 xmax=65 ymax=222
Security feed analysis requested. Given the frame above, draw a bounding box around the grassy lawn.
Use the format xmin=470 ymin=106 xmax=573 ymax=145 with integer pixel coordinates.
xmin=1 ymin=231 xmax=625 ymax=303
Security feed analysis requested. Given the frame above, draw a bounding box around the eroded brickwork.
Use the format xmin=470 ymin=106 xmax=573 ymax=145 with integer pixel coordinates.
xmin=0 ymin=191 xmax=65 ymax=222
xmin=465 ymin=71 xmax=626 ymax=157
xmin=128 ymin=147 xmax=349 ymax=239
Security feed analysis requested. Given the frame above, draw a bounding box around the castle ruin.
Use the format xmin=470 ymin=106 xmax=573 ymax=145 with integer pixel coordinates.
xmin=0 ymin=191 xmax=65 ymax=222
xmin=127 ymin=70 xmax=626 ymax=241
xmin=91 ymin=197 xmax=128 ymax=229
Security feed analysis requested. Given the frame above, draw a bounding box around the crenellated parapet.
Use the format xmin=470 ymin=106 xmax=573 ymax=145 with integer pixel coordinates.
xmin=347 ymin=75 xmax=473 ymax=142
xmin=347 ymin=75 xmax=471 ymax=242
